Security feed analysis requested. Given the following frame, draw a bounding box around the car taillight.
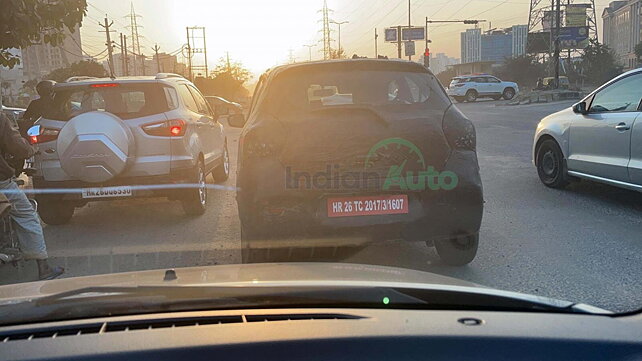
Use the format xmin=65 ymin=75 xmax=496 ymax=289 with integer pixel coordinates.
xmin=443 ymin=106 xmax=476 ymax=151
xmin=142 ymin=119 xmax=186 ymax=137
xmin=30 ymin=128 xmax=60 ymax=144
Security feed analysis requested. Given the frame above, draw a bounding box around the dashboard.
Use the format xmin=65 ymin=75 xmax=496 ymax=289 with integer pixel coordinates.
xmin=1 ymin=308 xmax=641 ymax=361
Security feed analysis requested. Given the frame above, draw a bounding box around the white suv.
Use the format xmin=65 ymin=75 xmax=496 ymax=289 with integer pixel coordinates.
xmin=447 ymin=75 xmax=518 ymax=103
xmin=28 ymin=74 xmax=230 ymax=224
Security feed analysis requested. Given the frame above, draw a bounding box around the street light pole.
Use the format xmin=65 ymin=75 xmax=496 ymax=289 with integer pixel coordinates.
xmin=331 ymin=20 xmax=349 ymax=54
xmin=303 ymin=44 xmax=314 ymax=61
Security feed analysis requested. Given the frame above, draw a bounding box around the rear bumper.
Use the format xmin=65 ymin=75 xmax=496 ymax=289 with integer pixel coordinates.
xmin=446 ymin=88 xmax=467 ymax=97
xmin=31 ymin=166 xmax=195 ymax=202
xmin=237 ymin=150 xmax=483 ymax=242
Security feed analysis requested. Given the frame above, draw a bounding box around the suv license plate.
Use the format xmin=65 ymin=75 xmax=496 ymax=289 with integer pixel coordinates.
xmin=82 ymin=186 xmax=133 ymax=199
xmin=327 ymin=195 xmax=408 ymax=218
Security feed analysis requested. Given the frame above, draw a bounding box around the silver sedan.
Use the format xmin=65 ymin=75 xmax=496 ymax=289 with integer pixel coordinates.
xmin=533 ymin=68 xmax=642 ymax=191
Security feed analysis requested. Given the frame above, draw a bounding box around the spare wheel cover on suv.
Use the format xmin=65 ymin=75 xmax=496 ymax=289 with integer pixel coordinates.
xmin=57 ymin=111 xmax=135 ymax=183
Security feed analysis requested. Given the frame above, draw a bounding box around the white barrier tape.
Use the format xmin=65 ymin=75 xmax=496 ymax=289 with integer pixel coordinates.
xmin=0 ymin=183 xmax=239 ymax=195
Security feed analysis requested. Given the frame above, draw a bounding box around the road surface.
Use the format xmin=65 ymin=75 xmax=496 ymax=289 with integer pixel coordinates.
xmin=2 ymin=100 xmax=640 ymax=313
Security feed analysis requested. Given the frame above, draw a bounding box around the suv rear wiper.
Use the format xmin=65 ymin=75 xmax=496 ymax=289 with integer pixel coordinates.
xmin=0 ymin=284 xmax=608 ymax=326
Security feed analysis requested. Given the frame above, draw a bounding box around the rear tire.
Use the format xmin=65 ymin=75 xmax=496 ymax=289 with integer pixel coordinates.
xmin=212 ymin=142 xmax=230 ymax=183
xmin=465 ymin=90 xmax=478 ymax=102
xmin=536 ymin=138 xmax=569 ymax=189
xmin=433 ymin=234 xmax=479 ymax=266
xmin=38 ymin=199 xmax=74 ymax=225
xmin=181 ymin=159 xmax=208 ymax=216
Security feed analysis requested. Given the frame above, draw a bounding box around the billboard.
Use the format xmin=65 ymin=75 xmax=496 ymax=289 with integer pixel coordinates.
xmin=527 ymin=32 xmax=551 ymax=53
xmin=527 ymin=27 xmax=589 ymax=53
xmin=385 ymin=27 xmax=425 ymax=42
xmin=385 ymin=28 xmax=398 ymax=42
xmin=566 ymin=5 xmax=588 ymax=27
xmin=402 ymin=27 xmax=425 ymax=41
xmin=559 ymin=26 xmax=589 ymax=48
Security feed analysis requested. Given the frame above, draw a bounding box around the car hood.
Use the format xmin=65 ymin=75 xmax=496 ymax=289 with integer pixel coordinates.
xmin=0 ymin=263 xmax=610 ymax=313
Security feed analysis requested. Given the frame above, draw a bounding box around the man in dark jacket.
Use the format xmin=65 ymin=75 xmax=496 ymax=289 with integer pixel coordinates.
xmin=0 ymin=111 xmax=63 ymax=280
xmin=19 ymin=80 xmax=56 ymax=139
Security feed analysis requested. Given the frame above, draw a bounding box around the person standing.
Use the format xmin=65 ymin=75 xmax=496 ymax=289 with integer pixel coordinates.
xmin=19 ymin=80 xmax=56 ymax=138
xmin=0 ymin=111 xmax=63 ymax=280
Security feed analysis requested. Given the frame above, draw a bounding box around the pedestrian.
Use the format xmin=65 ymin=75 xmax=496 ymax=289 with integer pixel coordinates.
xmin=19 ymin=80 xmax=56 ymax=139
xmin=0 ymin=111 xmax=63 ymax=280
xmin=535 ymin=78 xmax=544 ymax=91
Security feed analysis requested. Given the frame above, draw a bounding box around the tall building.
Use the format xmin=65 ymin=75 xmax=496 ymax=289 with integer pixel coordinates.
xmin=481 ymin=31 xmax=512 ymax=63
xmin=602 ymin=0 xmax=642 ymax=70
xmin=461 ymin=28 xmax=482 ymax=63
xmin=21 ymin=26 xmax=83 ymax=80
xmin=460 ymin=25 xmax=528 ymax=65
xmin=429 ymin=53 xmax=460 ymax=75
xmin=511 ymin=25 xmax=528 ymax=57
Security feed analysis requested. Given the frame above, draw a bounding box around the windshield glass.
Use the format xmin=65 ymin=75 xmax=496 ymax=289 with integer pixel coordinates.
xmin=44 ymin=83 xmax=170 ymax=121
xmin=450 ymin=77 xmax=468 ymax=85
xmin=270 ymin=67 xmax=448 ymax=112
xmin=0 ymin=0 xmax=640 ymax=327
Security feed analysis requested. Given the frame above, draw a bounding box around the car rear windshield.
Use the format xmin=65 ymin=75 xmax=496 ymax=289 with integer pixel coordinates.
xmin=44 ymin=83 xmax=170 ymax=121
xmin=450 ymin=78 xmax=469 ymax=85
xmin=268 ymin=64 xmax=450 ymax=115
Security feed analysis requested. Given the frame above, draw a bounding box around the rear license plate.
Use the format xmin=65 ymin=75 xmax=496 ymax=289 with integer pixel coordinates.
xmin=82 ymin=186 xmax=133 ymax=199
xmin=327 ymin=195 xmax=409 ymax=218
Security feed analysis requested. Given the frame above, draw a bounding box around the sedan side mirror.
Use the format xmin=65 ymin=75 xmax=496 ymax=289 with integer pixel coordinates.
xmin=228 ymin=113 xmax=246 ymax=128
xmin=573 ymin=101 xmax=588 ymax=115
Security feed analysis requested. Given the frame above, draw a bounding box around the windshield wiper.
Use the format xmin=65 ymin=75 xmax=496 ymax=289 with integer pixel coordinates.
xmin=0 ymin=284 xmax=605 ymax=327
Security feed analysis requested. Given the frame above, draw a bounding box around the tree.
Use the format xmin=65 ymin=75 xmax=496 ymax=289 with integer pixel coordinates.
xmin=580 ymin=40 xmax=623 ymax=85
xmin=329 ymin=47 xmax=347 ymax=59
xmin=435 ymin=67 xmax=457 ymax=87
xmin=495 ymin=55 xmax=545 ymax=89
xmin=635 ymin=42 xmax=642 ymax=65
xmin=44 ymin=60 xmax=107 ymax=82
xmin=195 ymin=56 xmax=252 ymax=100
xmin=1 ymin=0 xmax=87 ymax=68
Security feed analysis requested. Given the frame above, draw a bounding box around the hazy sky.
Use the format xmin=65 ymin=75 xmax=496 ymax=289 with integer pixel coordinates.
xmin=81 ymin=0 xmax=615 ymax=76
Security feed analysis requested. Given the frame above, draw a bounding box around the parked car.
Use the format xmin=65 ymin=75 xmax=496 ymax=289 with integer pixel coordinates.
xmin=28 ymin=73 xmax=230 ymax=225
xmin=447 ymin=75 xmax=519 ymax=102
xmin=533 ymin=68 xmax=642 ymax=190
xmin=205 ymin=96 xmax=242 ymax=116
xmin=229 ymin=59 xmax=484 ymax=266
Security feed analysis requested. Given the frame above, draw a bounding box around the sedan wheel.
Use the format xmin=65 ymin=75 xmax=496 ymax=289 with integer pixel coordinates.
xmin=536 ymin=139 xmax=569 ymax=189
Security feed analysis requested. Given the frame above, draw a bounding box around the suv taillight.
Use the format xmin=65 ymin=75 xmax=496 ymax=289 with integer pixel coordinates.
xmin=142 ymin=119 xmax=186 ymax=137
xmin=30 ymin=128 xmax=60 ymax=144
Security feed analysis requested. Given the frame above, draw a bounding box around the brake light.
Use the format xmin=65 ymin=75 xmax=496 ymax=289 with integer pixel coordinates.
xmin=142 ymin=119 xmax=186 ymax=137
xmin=29 ymin=128 xmax=60 ymax=144
xmin=91 ymin=83 xmax=119 ymax=88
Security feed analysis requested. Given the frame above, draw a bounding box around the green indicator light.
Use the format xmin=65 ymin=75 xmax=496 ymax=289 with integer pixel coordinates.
xmin=382 ymin=297 xmax=390 ymax=305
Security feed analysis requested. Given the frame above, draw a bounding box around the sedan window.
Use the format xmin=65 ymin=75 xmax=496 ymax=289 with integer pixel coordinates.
xmin=589 ymin=73 xmax=642 ymax=113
